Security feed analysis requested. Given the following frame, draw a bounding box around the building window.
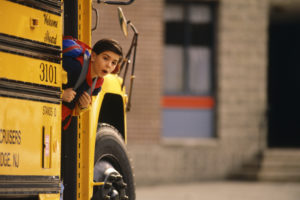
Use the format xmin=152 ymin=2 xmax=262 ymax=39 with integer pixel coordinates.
xmin=162 ymin=2 xmax=217 ymax=138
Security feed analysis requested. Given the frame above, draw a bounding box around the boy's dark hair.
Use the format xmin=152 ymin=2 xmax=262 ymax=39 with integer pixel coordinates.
xmin=92 ymin=39 xmax=123 ymax=59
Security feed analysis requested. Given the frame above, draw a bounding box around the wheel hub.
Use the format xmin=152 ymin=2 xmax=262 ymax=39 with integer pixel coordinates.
xmin=94 ymin=160 xmax=128 ymax=200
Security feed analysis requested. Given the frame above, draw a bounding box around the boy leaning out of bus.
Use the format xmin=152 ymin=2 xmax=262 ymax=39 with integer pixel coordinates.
xmin=61 ymin=38 xmax=123 ymax=130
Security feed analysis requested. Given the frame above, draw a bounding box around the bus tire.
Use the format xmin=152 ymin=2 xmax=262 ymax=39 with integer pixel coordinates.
xmin=92 ymin=123 xmax=135 ymax=200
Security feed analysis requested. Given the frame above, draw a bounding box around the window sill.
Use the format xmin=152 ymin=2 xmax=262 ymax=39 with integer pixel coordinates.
xmin=161 ymin=137 xmax=219 ymax=147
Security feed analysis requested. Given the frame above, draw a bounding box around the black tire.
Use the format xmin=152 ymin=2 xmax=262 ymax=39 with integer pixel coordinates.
xmin=92 ymin=123 xmax=135 ymax=200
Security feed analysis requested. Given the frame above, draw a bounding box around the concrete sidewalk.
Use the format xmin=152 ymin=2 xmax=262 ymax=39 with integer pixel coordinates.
xmin=136 ymin=181 xmax=300 ymax=200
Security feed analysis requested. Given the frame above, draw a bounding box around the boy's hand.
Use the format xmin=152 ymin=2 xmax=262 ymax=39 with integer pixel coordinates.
xmin=62 ymin=88 xmax=76 ymax=102
xmin=78 ymin=92 xmax=91 ymax=109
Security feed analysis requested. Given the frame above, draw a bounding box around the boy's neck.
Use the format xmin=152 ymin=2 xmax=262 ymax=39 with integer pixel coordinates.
xmin=90 ymin=63 xmax=97 ymax=79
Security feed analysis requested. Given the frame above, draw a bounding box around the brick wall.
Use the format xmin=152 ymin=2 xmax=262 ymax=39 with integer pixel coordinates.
xmin=217 ymin=0 xmax=269 ymax=157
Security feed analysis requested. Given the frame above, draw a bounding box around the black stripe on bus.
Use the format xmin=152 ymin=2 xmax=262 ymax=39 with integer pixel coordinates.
xmin=0 ymin=33 xmax=61 ymax=64
xmin=0 ymin=175 xmax=60 ymax=195
xmin=0 ymin=175 xmax=59 ymax=182
xmin=7 ymin=0 xmax=62 ymax=16
xmin=0 ymin=183 xmax=60 ymax=188
xmin=0 ymin=78 xmax=61 ymax=104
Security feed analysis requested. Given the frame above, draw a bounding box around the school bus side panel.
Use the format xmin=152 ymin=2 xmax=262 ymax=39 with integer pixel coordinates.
xmin=0 ymin=1 xmax=62 ymax=47
xmin=0 ymin=98 xmax=61 ymax=175
xmin=0 ymin=0 xmax=62 ymax=196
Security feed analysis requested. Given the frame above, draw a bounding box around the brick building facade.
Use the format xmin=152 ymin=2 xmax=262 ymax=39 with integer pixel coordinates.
xmin=92 ymin=0 xmax=300 ymax=185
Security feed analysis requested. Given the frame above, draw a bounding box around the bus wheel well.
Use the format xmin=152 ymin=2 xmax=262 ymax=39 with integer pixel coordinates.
xmin=98 ymin=93 xmax=125 ymax=139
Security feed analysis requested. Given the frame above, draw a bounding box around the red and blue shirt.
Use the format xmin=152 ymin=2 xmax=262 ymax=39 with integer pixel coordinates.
xmin=62 ymin=56 xmax=103 ymax=130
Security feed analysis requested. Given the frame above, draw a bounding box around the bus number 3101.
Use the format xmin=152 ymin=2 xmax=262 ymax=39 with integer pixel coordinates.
xmin=40 ymin=63 xmax=57 ymax=84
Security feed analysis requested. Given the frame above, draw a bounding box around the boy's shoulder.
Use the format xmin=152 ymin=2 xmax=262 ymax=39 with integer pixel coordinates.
xmin=63 ymin=56 xmax=82 ymax=70
xmin=62 ymin=56 xmax=82 ymax=85
xmin=62 ymin=36 xmax=91 ymax=75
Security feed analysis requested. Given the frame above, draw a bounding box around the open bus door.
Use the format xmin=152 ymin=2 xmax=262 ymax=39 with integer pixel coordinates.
xmin=0 ymin=0 xmax=137 ymax=199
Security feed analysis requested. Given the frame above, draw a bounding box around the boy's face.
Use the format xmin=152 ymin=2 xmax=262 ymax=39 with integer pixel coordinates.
xmin=91 ymin=50 xmax=120 ymax=78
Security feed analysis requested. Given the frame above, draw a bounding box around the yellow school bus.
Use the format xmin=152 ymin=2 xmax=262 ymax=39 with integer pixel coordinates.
xmin=0 ymin=0 xmax=136 ymax=199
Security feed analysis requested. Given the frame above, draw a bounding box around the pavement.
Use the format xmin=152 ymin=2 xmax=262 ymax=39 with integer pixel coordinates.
xmin=136 ymin=181 xmax=300 ymax=200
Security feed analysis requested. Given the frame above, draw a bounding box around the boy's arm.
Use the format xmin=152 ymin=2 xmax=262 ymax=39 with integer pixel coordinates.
xmin=74 ymin=92 xmax=91 ymax=114
xmin=62 ymin=88 xmax=76 ymax=102
xmin=78 ymin=92 xmax=91 ymax=108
